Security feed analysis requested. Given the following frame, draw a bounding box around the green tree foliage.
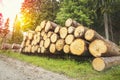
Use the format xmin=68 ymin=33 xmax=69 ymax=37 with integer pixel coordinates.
xmin=55 ymin=0 xmax=95 ymax=26
xmin=20 ymin=0 xmax=59 ymax=31
xmin=36 ymin=0 xmax=59 ymax=25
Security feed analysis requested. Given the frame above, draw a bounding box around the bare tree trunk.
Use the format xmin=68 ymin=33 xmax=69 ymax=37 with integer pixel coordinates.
xmin=108 ymin=14 xmax=114 ymax=41
xmin=102 ymin=0 xmax=109 ymax=40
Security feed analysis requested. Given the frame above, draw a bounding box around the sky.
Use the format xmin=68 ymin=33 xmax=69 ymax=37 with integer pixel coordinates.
xmin=0 ymin=0 xmax=24 ymax=31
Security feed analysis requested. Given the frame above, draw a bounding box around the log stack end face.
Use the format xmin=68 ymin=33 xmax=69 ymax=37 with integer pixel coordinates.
xmin=65 ymin=18 xmax=73 ymax=27
xmin=92 ymin=58 xmax=105 ymax=71
xmin=85 ymin=29 xmax=95 ymax=41
xmin=70 ymin=39 xmax=86 ymax=55
xmin=89 ymin=39 xmax=107 ymax=57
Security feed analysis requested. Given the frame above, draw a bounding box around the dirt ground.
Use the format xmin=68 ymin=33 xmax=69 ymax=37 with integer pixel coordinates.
xmin=0 ymin=55 xmax=74 ymax=80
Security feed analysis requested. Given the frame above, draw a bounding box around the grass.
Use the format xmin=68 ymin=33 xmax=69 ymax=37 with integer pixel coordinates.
xmin=0 ymin=50 xmax=120 ymax=80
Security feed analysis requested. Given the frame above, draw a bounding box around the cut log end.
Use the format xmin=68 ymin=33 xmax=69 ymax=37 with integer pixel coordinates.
xmin=70 ymin=39 xmax=86 ymax=55
xmin=60 ymin=27 xmax=68 ymax=39
xmin=50 ymin=33 xmax=58 ymax=43
xmin=63 ymin=45 xmax=70 ymax=54
xmin=92 ymin=58 xmax=105 ymax=71
xmin=89 ymin=40 xmax=107 ymax=57
xmin=49 ymin=44 xmax=56 ymax=53
xmin=74 ymin=25 xmax=85 ymax=38
xmin=65 ymin=18 xmax=73 ymax=27
xmin=85 ymin=29 xmax=95 ymax=41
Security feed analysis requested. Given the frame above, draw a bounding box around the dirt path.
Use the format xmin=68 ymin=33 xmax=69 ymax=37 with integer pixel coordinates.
xmin=0 ymin=55 xmax=74 ymax=80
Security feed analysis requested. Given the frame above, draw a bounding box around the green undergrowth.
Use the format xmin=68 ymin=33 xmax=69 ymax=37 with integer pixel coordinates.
xmin=0 ymin=50 xmax=120 ymax=80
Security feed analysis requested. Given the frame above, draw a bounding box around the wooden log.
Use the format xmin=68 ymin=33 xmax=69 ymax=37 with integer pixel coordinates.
xmin=47 ymin=31 xmax=53 ymax=38
xmin=63 ymin=45 xmax=70 ymax=54
xmin=1 ymin=43 xmax=12 ymax=50
xmin=54 ymin=26 xmax=60 ymax=33
xmin=44 ymin=38 xmax=50 ymax=48
xmin=92 ymin=56 xmax=120 ymax=71
xmin=41 ymin=47 xmax=46 ymax=53
xmin=45 ymin=21 xmax=57 ymax=32
xmin=12 ymin=43 xmax=21 ymax=49
xmin=50 ymin=33 xmax=58 ymax=43
xmin=43 ymin=33 xmax=47 ymax=40
xmin=39 ymin=40 xmax=44 ymax=48
xmin=27 ymin=31 xmax=34 ymax=40
xmin=65 ymin=18 xmax=80 ymax=27
xmin=25 ymin=40 xmax=31 ymax=47
xmin=41 ymin=30 xmax=45 ymax=37
xmin=70 ymin=39 xmax=87 ymax=55
xmin=27 ymin=45 xmax=32 ymax=53
xmin=65 ymin=34 xmax=74 ymax=45
xmin=59 ymin=27 xmax=68 ymax=39
xmin=89 ymin=39 xmax=120 ymax=57
xmin=55 ymin=39 xmax=65 ymax=51
xmin=74 ymin=25 xmax=87 ymax=38
xmin=49 ymin=43 xmax=56 ymax=53
xmin=35 ymin=25 xmax=41 ymax=32
xmin=40 ymin=20 xmax=47 ymax=29
xmin=37 ymin=47 xmax=41 ymax=53
xmin=85 ymin=29 xmax=105 ymax=41
xmin=68 ymin=26 xmax=75 ymax=34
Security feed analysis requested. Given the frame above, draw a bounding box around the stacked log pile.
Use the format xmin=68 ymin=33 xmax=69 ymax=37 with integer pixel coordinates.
xmin=20 ymin=18 xmax=120 ymax=71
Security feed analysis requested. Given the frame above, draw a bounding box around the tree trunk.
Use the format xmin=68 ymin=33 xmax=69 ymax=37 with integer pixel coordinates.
xmin=92 ymin=56 xmax=120 ymax=71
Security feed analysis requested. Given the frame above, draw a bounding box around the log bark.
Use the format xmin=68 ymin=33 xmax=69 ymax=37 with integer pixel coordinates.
xmin=70 ymin=39 xmax=87 ymax=55
xmin=92 ymin=56 xmax=120 ymax=71
xmin=45 ymin=21 xmax=57 ymax=32
xmin=63 ymin=45 xmax=70 ymax=54
xmin=55 ymin=39 xmax=65 ymax=51
xmin=89 ymin=39 xmax=120 ymax=57
xmin=65 ymin=34 xmax=74 ymax=45
xmin=50 ymin=33 xmax=58 ymax=43
xmin=44 ymin=38 xmax=50 ymax=48
xmin=65 ymin=18 xmax=80 ymax=27
xmin=74 ymin=25 xmax=87 ymax=38
xmin=59 ymin=27 xmax=68 ymax=39
xmin=49 ymin=43 xmax=56 ymax=53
